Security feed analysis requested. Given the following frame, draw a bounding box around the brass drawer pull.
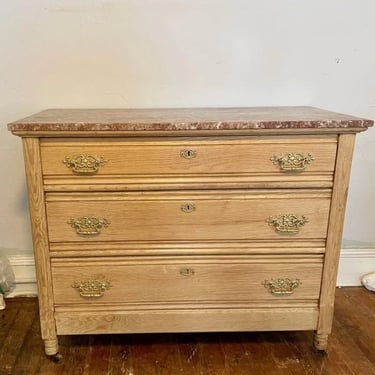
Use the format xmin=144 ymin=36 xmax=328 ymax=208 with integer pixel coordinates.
xmin=68 ymin=216 xmax=110 ymax=235
xmin=72 ymin=278 xmax=111 ymax=298
xmin=181 ymin=203 xmax=196 ymax=213
xmin=180 ymin=267 xmax=195 ymax=277
xmin=180 ymin=149 xmax=196 ymax=159
xmin=271 ymin=152 xmax=314 ymax=171
xmin=63 ymin=154 xmax=107 ymax=175
xmin=267 ymin=214 xmax=308 ymax=234
xmin=262 ymin=278 xmax=301 ymax=296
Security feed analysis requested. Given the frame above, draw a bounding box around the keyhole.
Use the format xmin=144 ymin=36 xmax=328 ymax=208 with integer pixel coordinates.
xmin=180 ymin=149 xmax=196 ymax=159
xmin=181 ymin=203 xmax=196 ymax=213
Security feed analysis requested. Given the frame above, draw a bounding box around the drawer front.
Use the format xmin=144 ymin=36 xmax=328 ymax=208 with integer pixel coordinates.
xmin=51 ymin=257 xmax=323 ymax=306
xmin=40 ymin=137 xmax=337 ymax=179
xmin=46 ymin=190 xmax=331 ymax=243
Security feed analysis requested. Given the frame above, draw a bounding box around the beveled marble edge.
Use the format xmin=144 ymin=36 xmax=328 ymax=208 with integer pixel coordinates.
xmin=7 ymin=106 xmax=374 ymax=132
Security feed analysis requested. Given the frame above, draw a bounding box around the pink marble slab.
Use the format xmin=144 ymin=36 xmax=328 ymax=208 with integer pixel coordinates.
xmin=8 ymin=107 xmax=373 ymax=133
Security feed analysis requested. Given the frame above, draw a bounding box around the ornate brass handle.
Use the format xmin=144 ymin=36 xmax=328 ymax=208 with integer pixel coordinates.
xmin=271 ymin=152 xmax=314 ymax=171
xmin=262 ymin=278 xmax=301 ymax=296
xmin=180 ymin=267 xmax=195 ymax=277
xmin=68 ymin=216 xmax=110 ymax=235
xmin=180 ymin=149 xmax=196 ymax=159
xmin=267 ymin=214 xmax=308 ymax=234
xmin=181 ymin=203 xmax=196 ymax=213
xmin=63 ymin=155 xmax=107 ymax=175
xmin=72 ymin=278 xmax=111 ymax=298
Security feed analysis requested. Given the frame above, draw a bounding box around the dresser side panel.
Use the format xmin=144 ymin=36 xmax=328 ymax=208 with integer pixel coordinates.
xmin=22 ymin=138 xmax=57 ymax=343
xmin=317 ymin=133 xmax=356 ymax=338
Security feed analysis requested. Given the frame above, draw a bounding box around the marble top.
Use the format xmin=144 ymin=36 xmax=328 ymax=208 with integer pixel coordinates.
xmin=8 ymin=107 xmax=373 ymax=133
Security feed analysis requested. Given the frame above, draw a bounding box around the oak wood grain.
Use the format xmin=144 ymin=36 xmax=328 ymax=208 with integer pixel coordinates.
xmin=316 ymin=134 xmax=356 ymax=350
xmin=54 ymin=308 xmax=319 ymax=335
xmin=50 ymin=256 xmax=323 ymax=306
xmin=45 ymin=190 xmax=331 ymax=243
xmin=40 ymin=137 xmax=337 ymax=178
xmin=22 ymin=138 xmax=58 ymax=356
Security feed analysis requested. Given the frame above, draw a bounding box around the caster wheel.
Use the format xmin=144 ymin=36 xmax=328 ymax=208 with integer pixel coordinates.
xmin=47 ymin=353 xmax=63 ymax=363
xmin=315 ymin=348 xmax=328 ymax=356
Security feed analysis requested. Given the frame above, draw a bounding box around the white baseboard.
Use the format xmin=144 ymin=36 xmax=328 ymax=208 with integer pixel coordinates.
xmin=337 ymin=248 xmax=375 ymax=287
xmin=4 ymin=248 xmax=375 ymax=297
xmin=6 ymin=254 xmax=37 ymax=297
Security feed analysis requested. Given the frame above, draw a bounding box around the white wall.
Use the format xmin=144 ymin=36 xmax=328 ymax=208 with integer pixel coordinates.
xmin=1 ymin=1 xmax=374 ymax=290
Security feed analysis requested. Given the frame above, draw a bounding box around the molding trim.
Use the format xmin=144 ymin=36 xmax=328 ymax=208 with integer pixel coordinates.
xmin=337 ymin=248 xmax=375 ymax=287
xmin=3 ymin=248 xmax=375 ymax=297
xmin=6 ymin=254 xmax=37 ymax=297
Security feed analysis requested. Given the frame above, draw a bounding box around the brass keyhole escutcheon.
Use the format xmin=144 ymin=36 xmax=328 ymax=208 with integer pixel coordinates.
xmin=180 ymin=149 xmax=197 ymax=159
xmin=181 ymin=203 xmax=196 ymax=213
xmin=180 ymin=268 xmax=195 ymax=277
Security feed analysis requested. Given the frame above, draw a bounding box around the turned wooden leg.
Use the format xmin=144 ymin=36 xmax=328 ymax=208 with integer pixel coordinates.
xmin=44 ymin=338 xmax=59 ymax=356
xmin=314 ymin=333 xmax=329 ymax=351
xmin=45 ymin=339 xmax=63 ymax=363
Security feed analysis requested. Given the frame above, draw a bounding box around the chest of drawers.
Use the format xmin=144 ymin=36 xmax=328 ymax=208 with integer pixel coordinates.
xmin=8 ymin=107 xmax=373 ymax=357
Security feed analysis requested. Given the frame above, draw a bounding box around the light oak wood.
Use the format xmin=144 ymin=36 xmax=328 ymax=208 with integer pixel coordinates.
xmin=9 ymin=107 xmax=372 ymax=356
xmin=44 ymin=339 xmax=59 ymax=356
xmin=313 ymin=333 xmax=329 ymax=351
xmin=316 ymin=134 xmax=356 ymax=350
xmin=48 ymin=240 xmax=326 ymax=257
xmin=21 ymin=138 xmax=58 ymax=355
xmin=45 ymin=190 xmax=331 ymax=243
xmin=43 ymin=176 xmax=335 ymax=192
xmin=41 ymin=137 xmax=337 ymax=190
xmin=54 ymin=300 xmax=320 ymax=312
xmin=54 ymin=308 xmax=319 ymax=335
xmin=40 ymin=137 xmax=337 ymax=179
xmin=51 ymin=256 xmax=323 ymax=306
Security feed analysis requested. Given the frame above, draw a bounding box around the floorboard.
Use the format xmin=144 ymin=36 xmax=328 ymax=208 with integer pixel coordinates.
xmin=0 ymin=288 xmax=374 ymax=375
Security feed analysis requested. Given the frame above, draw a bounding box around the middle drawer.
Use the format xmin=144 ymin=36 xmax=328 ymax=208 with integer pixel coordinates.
xmin=46 ymin=190 xmax=331 ymax=243
xmin=51 ymin=256 xmax=324 ymax=306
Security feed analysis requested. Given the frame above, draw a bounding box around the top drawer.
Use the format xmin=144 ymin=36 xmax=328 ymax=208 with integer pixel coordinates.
xmin=40 ymin=137 xmax=337 ymax=189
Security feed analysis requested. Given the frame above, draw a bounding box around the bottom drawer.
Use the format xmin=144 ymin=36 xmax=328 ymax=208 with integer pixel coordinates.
xmin=51 ymin=256 xmax=323 ymax=307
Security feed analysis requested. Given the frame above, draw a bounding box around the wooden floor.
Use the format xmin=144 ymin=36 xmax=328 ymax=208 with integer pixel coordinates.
xmin=0 ymin=287 xmax=374 ymax=375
